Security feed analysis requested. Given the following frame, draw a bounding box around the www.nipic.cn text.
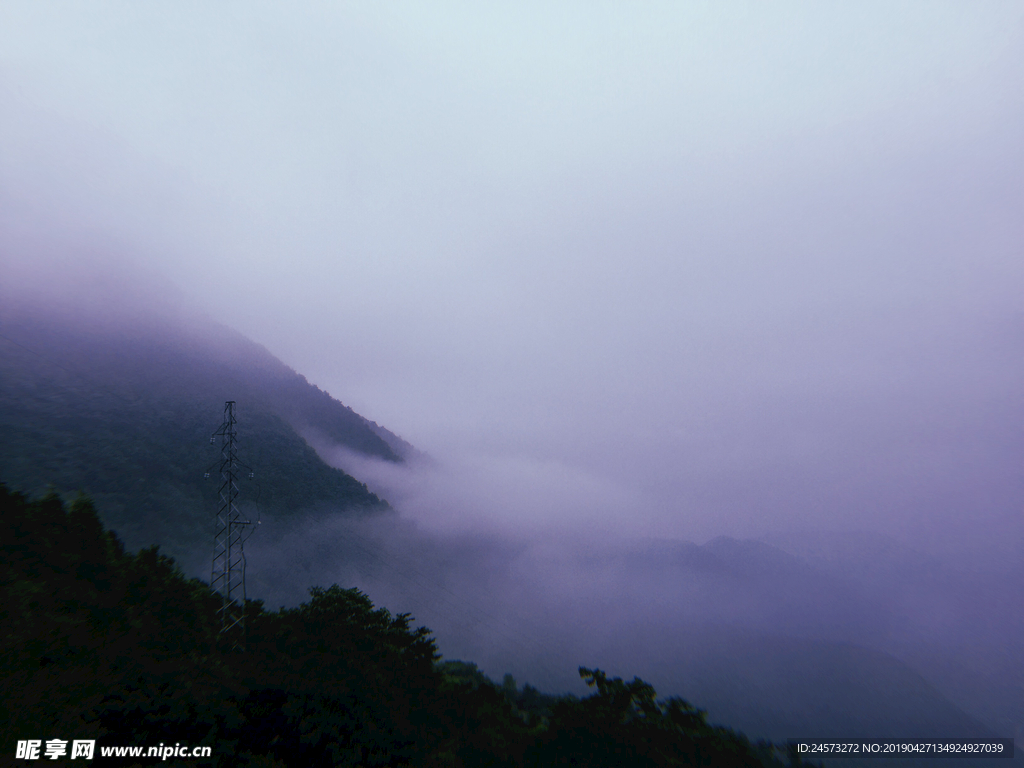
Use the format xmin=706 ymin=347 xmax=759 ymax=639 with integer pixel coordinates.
xmin=15 ymin=740 xmax=213 ymax=761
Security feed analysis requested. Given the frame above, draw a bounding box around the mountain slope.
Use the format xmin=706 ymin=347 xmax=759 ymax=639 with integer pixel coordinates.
xmin=0 ymin=300 xmax=405 ymax=571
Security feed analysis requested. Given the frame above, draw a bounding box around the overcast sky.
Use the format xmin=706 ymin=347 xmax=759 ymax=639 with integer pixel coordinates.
xmin=2 ymin=3 xmax=1022 ymax=556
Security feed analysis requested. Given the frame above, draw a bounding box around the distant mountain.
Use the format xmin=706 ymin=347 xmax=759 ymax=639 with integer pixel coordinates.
xmin=0 ymin=299 xmax=408 ymax=571
xmin=758 ymin=529 xmax=1024 ymax=747
xmin=609 ymin=625 xmax=1009 ymax=768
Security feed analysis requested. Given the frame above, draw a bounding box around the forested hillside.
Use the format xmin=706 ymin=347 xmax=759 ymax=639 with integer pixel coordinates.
xmin=1 ymin=483 xmax=787 ymax=767
xmin=0 ymin=303 xmax=407 ymax=569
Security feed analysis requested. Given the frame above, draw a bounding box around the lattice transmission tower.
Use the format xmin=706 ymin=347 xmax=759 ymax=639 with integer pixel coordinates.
xmin=207 ymin=400 xmax=257 ymax=651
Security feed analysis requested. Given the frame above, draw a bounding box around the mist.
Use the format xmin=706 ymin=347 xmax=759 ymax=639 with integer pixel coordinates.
xmin=2 ymin=1 xmax=1023 ymax=741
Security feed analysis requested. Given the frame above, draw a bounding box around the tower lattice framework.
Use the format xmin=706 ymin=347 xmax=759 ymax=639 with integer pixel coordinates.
xmin=210 ymin=400 xmax=252 ymax=650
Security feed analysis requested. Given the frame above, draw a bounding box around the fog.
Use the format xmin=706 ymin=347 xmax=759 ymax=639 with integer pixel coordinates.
xmin=2 ymin=1 xmax=1023 ymax=739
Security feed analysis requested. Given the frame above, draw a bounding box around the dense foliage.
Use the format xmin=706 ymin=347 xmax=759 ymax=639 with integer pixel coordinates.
xmin=1 ymin=483 xmax=789 ymax=767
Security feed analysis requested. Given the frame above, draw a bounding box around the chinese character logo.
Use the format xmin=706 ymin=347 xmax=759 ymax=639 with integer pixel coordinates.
xmin=71 ymin=740 xmax=95 ymax=760
xmin=16 ymin=741 xmax=41 ymax=760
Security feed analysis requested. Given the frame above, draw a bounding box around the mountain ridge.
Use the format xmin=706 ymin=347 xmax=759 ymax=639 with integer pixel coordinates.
xmin=0 ymin=299 xmax=405 ymax=571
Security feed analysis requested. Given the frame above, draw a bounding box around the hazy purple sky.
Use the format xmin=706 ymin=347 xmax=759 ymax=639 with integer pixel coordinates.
xmin=2 ymin=3 xmax=1022 ymax=557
